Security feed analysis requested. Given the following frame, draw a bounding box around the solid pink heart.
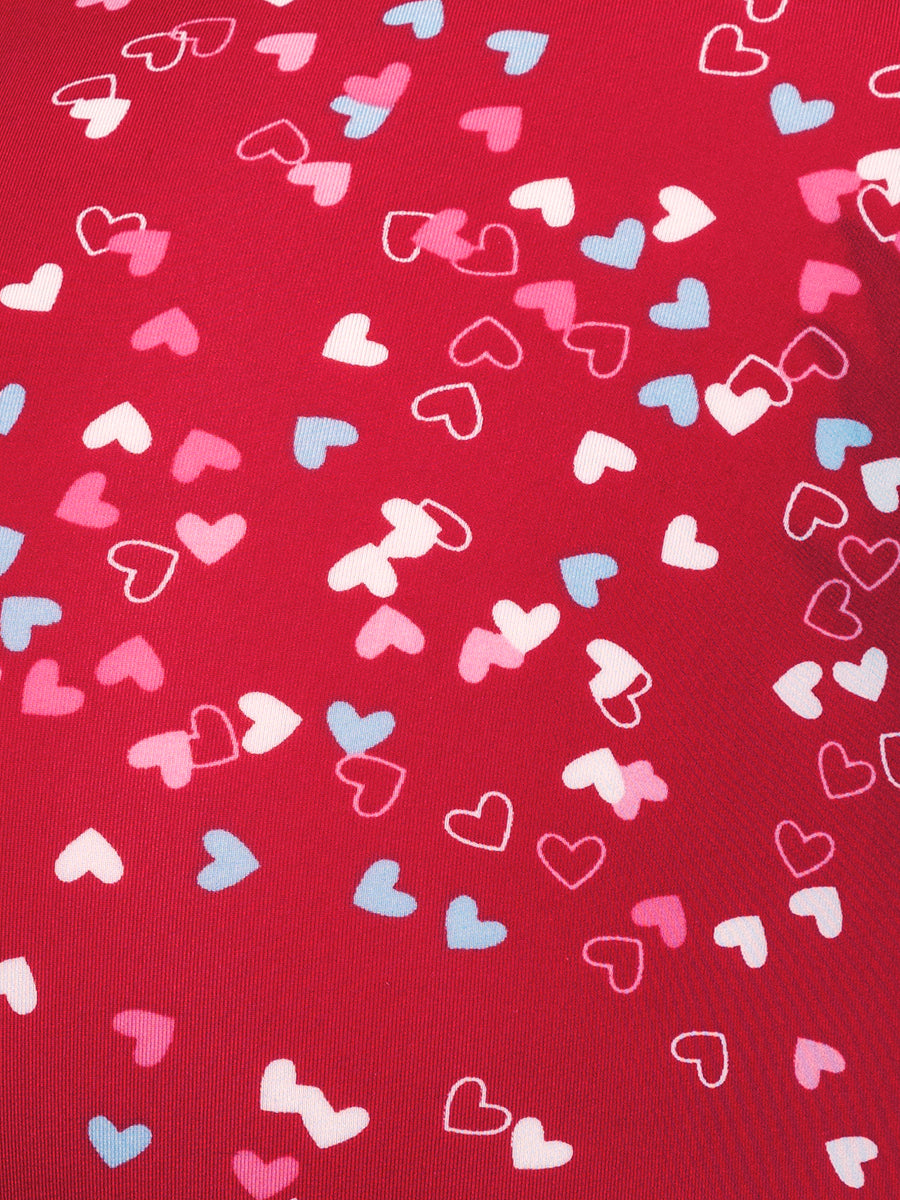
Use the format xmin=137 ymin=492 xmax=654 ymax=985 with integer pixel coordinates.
xmin=630 ymin=895 xmax=687 ymax=948
xmin=56 ymin=472 xmax=119 ymax=528
xmin=131 ymin=307 xmax=199 ymax=355
xmin=21 ymin=660 xmax=85 ymax=716
xmin=95 ymin=636 xmax=165 ymax=691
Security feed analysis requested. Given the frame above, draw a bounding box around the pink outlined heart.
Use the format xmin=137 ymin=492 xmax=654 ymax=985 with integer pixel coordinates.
xmin=107 ymin=540 xmax=179 ymax=603
xmin=121 ymin=30 xmax=188 ymax=72
xmin=451 ymin=224 xmax=519 ymax=277
xmin=335 ymin=753 xmax=406 ymax=817
xmin=774 ymin=820 xmax=835 ymax=878
xmin=817 ymin=741 xmax=876 ymax=799
xmin=804 ymin=579 xmax=862 ymax=641
xmin=582 ymin=935 xmax=644 ymax=994
xmin=169 ymin=18 xmax=236 ymax=58
xmin=536 ymin=834 xmax=606 ymax=889
xmin=449 ymin=317 xmax=523 ymax=370
xmin=838 ymin=535 xmax=900 ymax=591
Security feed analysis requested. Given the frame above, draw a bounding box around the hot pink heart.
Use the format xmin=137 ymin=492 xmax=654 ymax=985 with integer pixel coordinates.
xmin=458 ymin=106 xmax=522 ymax=152
xmin=171 ymin=429 xmax=241 ymax=483
xmin=112 ymin=1010 xmax=175 ymax=1066
xmin=798 ymin=260 xmax=861 ymax=314
xmin=458 ymin=628 xmax=524 ymax=683
xmin=56 ymin=472 xmax=119 ymax=528
xmin=514 ymin=280 xmax=577 ymax=331
xmin=107 ymin=229 xmax=170 ymax=277
xmin=630 ymin=894 xmax=687 ymax=948
xmin=343 ymin=61 xmax=411 ymax=108
xmin=797 ymin=169 xmax=861 ymax=223
xmin=22 ymin=660 xmax=85 ymax=716
xmin=95 ymin=636 xmax=164 ymax=691
xmin=356 ymin=605 xmax=425 ymax=658
xmin=412 ymin=210 xmax=475 ymax=261
xmin=232 ymin=1151 xmax=300 ymax=1200
xmin=131 ymin=307 xmax=199 ymax=356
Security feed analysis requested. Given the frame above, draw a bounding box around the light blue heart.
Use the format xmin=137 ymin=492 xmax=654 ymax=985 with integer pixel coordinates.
xmin=649 ymin=278 xmax=709 ymax=329
xmin=0 ymin=384 xmax=25 ymax=436
xmin=486 ymin=29 xmax=548 ymax=75
xmin=770 ymin=83 xmax=834 ymax=134
xmin=382 ymin=0 xmax=443 ymax=38
xmin=560 ymin=553 xmax=618 ymax=608
xmin=638 ymin=374 xmax=699 ymax=427
xmin=327 ymin=701 xmax=394 ymax=754
xmin=197 ymin=830 xmax=259 ymax=892
xmin=0 ymin=527 xmax=24 ymax=576
xmin=446 ymin=896 xmax=507 ymax=949
xmin=581 ymin=219 xmax=645 ymax=270
xmin=88 ymin=1116 xmax=152 ymax=1168
xmin=293 ymin=417 xmax=359 ymax=469
xmin=1 ymin=595 xmax=61 ymax=651
xmin=354 ymin=859 xmax=417 ymax=917
xmin=330 ymin=95 xmax=391 ymax=139
xmin=815 ymin=418 xmax=872 ymax=470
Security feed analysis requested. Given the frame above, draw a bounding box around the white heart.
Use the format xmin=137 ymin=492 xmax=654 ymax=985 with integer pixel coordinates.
xmin=704 ymin=382 xmax=772 ymax=435
xmin=826 ymin=1137 xmax=878 ymax=1188
xmin=260 ymin=1058 xmax=305 ymax=1112
xmin=380 ymin=498 xmax=441 ymax=559
xmin=238 ymin=692 xmax=302 ymax=754
xmin=585 ymin=639 xmax=645 ymax=699
xmin=789 ymin=886 xmax=842 ymax=938
xmin=0 ymin=957 xmax=37 ymax=1014
xmin=492 ymin=600 xmax=559 ymax=654
xmin=76 ymin=206 xmax=147 ymax=255
xmin=323 ymin=313 xmax=388 ymax=366
xmin=69 ymin=95 xmax=130 ymax=138
xmin=83 ymin=401 xmax=152 ymax=453
xmin=54 ymin=828 xmax=123 ymax=883
xmin=328 ymin=543 xmax=398 ymax=597
xmin=561 ymin=747 xmax=625 ymax=804
xmin=508 ymin=177 xmax=575 ymax=227
xmin=511 ymin=1118 xmax=573 ymax=1170
xmin=713 ymin=915 xmax=767 ymax=968
xmin=773 ymin=661 xmax=823 ymax=719
xmin=295 ymin=1087 xmax=370 ymax=1148
xmin=861 ymin=457 xmax=900 ymax=514
xmin=652 ymin=186 xmax=716 ymax=242
xmin=662 ymin=515 xmax=718 ymax=569
xmin=856 ymin=148 xmax=900 ymax=203
xmin=0 ymin=263 xmax=63 ymax=312
xmin=573 ymin=431 xmax=637 ymax=484
xmin=833 ymin=647 xmax=887 ymax=701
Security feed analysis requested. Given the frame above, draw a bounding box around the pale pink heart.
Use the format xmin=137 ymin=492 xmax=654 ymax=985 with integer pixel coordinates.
xmin=458 ymin=628 xmax=524 ymax=683
xmin=55 ymin=472 xmax=119 ymax=528
xmin=798 ymin=261 xmax=861 ymax=314
xmin=107 ymin=229 xmax=170 ymax=277
xmin=458 ymin=106 xmax=522 ymax=152
xmin=95 ymin=636 xmax=164 ymax=691
xmin=175 ymin=513 xmax=246 ymax=564
xmin=797 ymin=170 xmax=861 ymax=223
xmin=112 ymin=1010 xmax=175 ymax=1066
xmin=171 ymin=429 xmax=241 ymax=483
xmin=286 ymin=161 xmax=351 ymax=206
xmin=412 ymin=210 xmax=475 ymax=262
xmin=513 ymin=281 xmax=576 ymax=331
xmin=232 ymin=1151 xmax=300 ymax=1200
xmin=131 ymin=307 xmax=199 ymax=355
xmin=344 ymin=61 xmax=411 ymax=108
xmin=356 ymin=605 xmax=425 ymax=658
xmin=793 ymin=1038 xmax=845 ymax=1089
xmin=612 ymin=760 xmax=668 ymax=820
xmin=255 ymin=33 xmax=317 ymax=72
xmin=630 ymin=895 xmax=687 ymax=948
xmin=76 ymin=0 xmax=130 ymax=7
xmin=21 ymin=660 xmax=85 ymax=716
xmin=127 ymin=730 xmax=193 ymax=788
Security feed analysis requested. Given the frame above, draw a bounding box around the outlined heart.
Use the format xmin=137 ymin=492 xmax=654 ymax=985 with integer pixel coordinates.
xmin=449 ymin=317 xmax=523 ymax=369
xmin=236 ymin=120 xmax=309 ymax=164
xmin=670 ymin=1032 xmax=728 ymax=1087
xmin=76 ymin=205 xmax=146 ymax=254
xmin=335 ymin=753 xmax=406 ymax=817
xmin=536 ymin=834 xmax=606 ymax=889
xmin=444 ymin=791 xmax=513 ymax=851
xmin=699 ymin=24 xmax=769 ymax=76
xmin=452 ymin=223 xmax=519 ymax=276
xmin=107 ymin=541 xmax=178 ymax=602
xmin=804 ymin=579 xmax=862 ymax=640
xmin=562 ymin=321 xmax=630 ymax=378
xmin=838 ymin=535 xmax=900 ymax=590
xmin=411 ymin=383 xmax=482 ymax=439
xmin=443 ymin=1077 xmax=512 ymax=1135
xmin=783 ymin=482 xmax=848 ymax=540
xmin=775 ymin=820 xmax=835 ymax=878
xmin=581 ymin=936 xmax=644 ymax=993
xmin=817 ymin=741 xmax=875 ymax=798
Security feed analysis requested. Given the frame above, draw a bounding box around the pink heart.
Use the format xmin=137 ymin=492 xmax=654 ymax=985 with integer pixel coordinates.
xmin=76 ymin=0 xmax=130 ymax=7
xmin=459 ymin=106 xmax=522 ymax=152
xmin=112 ymin=1010 xmax=175 ymax=1066
xmin=356 ymin=605 xmax=425 ymax=658
xmin=581 ymin=935 xmax=644 ymax=994
xmin=798 ymin=260 xmax=861 ymax=314
xmin=412 ymin=210 xmax=475 ymax=262
xmin=286 ymin=160 xmax=352 ymax=206
xmin=536 ymin=834 xmax=606 ymax=890
xmin=514 ymin=280 xmax=576 ymax=331
xmin=107 ymin=229 xmax=170 ymax=277
xmin=344 ymin=61 xmax=411 ymax=108
xmin=793 ymin=1038 xmax=845 ymax=1090
xmin=21 ymin=660 xmax=85 ymax=716
xmin=452 ymin=223 xmax=519 ymax=277
xmin=55 ymin=472 xmax=119 ymax=528
xmin=797 ymin=169 xmax=861 ymax=223
xmin=171 ymin=429 xmax=241 ymax=483
xmin=175 ymin=513 xmax=246 ymax=564
xmin=458 ymin=628 xmax=524 ymax=683
xmin=255 ymin=33 xmax=317 ymax=72
xmin=95 ymin=636 xmax=164 ymax=691
xmin=127 ymin=730 xmax=194 ymax=789
xmin=232 ymin=1151 xmax=300 ymax=1200
xmin=612 ymin=761 xmax=668 ymax=820
xmin=131 ymin=307 xmax=199 ymax=356
xmin=630 ymin=894 xmax=687 ymax=948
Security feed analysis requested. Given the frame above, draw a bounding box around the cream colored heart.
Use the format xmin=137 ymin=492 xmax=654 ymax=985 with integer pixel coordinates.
xmin=573 ymin=431 xmax=637 ymax=484
xmin=54 ymin=828 xmax=123 ymax=883
xmin=492 ymin=600 xmax=559 ymax=654
xmin=508 ymin=177 xmax=575 ymax=227
xmin=652 ymin=186 xmax=716 ymax=242
xmin=323 ymin=313 xmax=388 ymax=366
xmin=238 ymin=692 xmax=302 ymax=754
xmin=83 ymin=402 xmax=152 ymax=453
xmin=662 ymin=515 xmax=718 ymax=569
xmin=1 ymin=263 xmax=63 ymax=311
xmin=704 ymin=382 xmax=772 ymax=435
xmin=857 ymin=147 xmax=900 ymax=203
xmin=561 ymin=747 xmax=625 ymax=804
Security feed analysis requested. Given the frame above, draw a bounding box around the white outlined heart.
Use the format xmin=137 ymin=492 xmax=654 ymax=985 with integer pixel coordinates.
xmin=411 ymin=383 xmax=483 ymax=440
xmin=382 ymin=210 xmax=434 ymax=262
xmin=76 ymin=206 xmax=147 ymax=255
xmin=671 ymin=1031 xmax=728 ymax=1087
xmin=107 ymin=540 xmax=179 ymax=603
xmin=443 ymin=1077 xmax=512 ymax=1136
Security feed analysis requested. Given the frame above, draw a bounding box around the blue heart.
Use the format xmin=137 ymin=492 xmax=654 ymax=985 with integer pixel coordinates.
xmin=446 ymin=896 xmax=507 ymax=949
xmin=770 ymin=83 xmax=834 ymax=134
xmin=88 ymin=1116 xmax=152 ymax=1168
xmin=0 ymin=527 xmax=24 ymax=576
xmin=293 ymin=417 xmax=359 ymax=469
xmin=353 ymin=859 xmax=417 ymax=917
xmin=0 ymin=383 xmax=25 ymax=436
xmin=327 ymin=701 xmax=395 ymax=754
xmin=649 ymin=278 xmax=709 ymax=329
xmin=485 ymin=29 xmax=548 ymax=75
xmin=330 ymin=95 xmax=391 ymax=139
xmin=1 ymin=596 xmax=61 ymax=651
xmin=382 ymin=0 xmax=443 ymax=38
xmin=581 ymin=219 xmax=645 ymax=270
xmin=197 ymin=830 xmax=259 ymax=892
xmin=638 ymin=374 xmax=699 ymax=427
xmin=560 ymin=553 xmax=618 ymax=608
xmin=816 ymin=418 xmax=872 ymax=469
